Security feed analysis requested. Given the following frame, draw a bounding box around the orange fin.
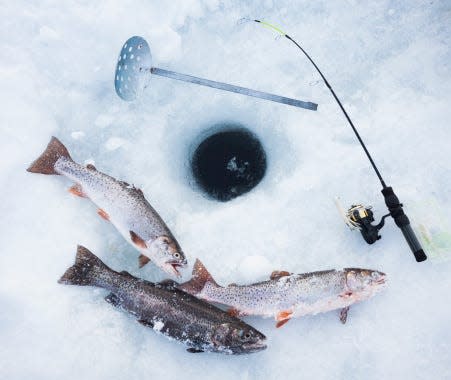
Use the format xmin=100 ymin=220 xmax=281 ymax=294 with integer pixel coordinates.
xmin=340 ymin=306 xmax=350 ymax=324
xmin=138 ymin=254 xmax=151 ymax=268
xmin=228 ymin=307 xmax=240 ymax=317
xmin=130 ymin=231 xmax=147 ymax=249
xmin=68 ymin=184 xmax=88 ymax=198
xmin=270 ymin=270 xmax=291 ymax=280
xmin=97 ymin=208 xmax=110 ymax=221
xmin=276 ymin=319 xmax=291 ymax=328
xmin=178 ymin=259 xmax=218 ymax=295
xmin=276 ymin=310 xmax=293 ymax=327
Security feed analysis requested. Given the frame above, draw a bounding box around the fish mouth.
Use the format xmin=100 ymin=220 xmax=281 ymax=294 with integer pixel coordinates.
xmin=165 ymin=261 xmax=185 ymax=277
xmin=241 ymin=341 xmax=267 ymax=353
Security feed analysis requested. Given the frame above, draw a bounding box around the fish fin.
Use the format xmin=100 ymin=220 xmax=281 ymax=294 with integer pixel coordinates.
xmin=187 ymin=348 xmax=204 ymax=353
xmin=138 ymin=319 xmax=154 ymax=328
xmin=86 ymin=163 xmax=97 ymax=171
xmin=227 ymin=307 xmax=242 ymax=317
xmin=157 ymin=279 xmax=178 ymax=289
xmin=130 ymin=231 xmax=148 ymax=249
xmin=58 ymin=245 xmax=109 ymax=286
xmin=276 ymin=319 xmax=291 ymax=328
xmin=227 ymin=283 xmax=238 ymax=287
xmin=178 ymin=258 xmax=218 ymax=295
xmin=138 ymin=254 xmax=151 ymax=268
xmin=339 ymin=291 xmax=353 ymax=298
xmin=276 ymin=310 xmax=293 ymax=328
xmin=270 ymin=271 xmax=291 ymax=280
xmin=340 ymin=306 xmax=350 ymax=324
xmin=105 ymin=293 xmax=121 ymax=307
xmin=68 ymin=184 xmax=88 ymax=198
xmin=119 ymin=270 xmax=137 ymax=279
xmin=97 ymin=208 xmax=110 ymax=221
xmin=27 ymin=136 xmax=72 ymax=175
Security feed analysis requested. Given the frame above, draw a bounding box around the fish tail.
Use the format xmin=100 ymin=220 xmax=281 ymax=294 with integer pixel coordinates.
xmin=179 ymin=259 xmax=219 ymax=295
xmin=58 ymin=245 xmax=110 ymax=287
xmin=27 ymin=136 xmax=72 ymax=175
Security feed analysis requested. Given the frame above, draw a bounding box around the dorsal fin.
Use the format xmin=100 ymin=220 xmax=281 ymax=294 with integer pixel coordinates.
xmin=270 ymin=270 xmax=291 ymax=280
xmin=86 ymin=163 xmax=97 ymax=171
xmin=178 ymin=259 xmax=218 ymax=295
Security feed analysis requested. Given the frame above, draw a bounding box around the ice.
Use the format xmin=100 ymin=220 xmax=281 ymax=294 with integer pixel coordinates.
xmin=1 ymin=1 xmax=451 ymax=379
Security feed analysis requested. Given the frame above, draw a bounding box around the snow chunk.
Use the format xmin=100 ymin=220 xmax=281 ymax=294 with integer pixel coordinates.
xmin=94 ymin=114 xmax=114 ymax=128
xmin=105 ymin=137 xmax=126 ymax=151
xmin=71 ymin=131 xmax=85 ymax=140
xmin=153 ymin=320 xmax=164 ymax=332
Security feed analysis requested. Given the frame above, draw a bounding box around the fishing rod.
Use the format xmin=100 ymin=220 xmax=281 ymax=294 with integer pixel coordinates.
xmin=251 ymin=19 xmax=427 ymax=262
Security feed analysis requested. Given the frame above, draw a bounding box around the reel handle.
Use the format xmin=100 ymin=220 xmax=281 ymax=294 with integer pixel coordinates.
xmin=381 ymin=187 xmax=427 ymax=262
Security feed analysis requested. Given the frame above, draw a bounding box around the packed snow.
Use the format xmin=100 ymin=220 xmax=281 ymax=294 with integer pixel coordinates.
xmin=1 ymin=1 xmax=450 ymax=379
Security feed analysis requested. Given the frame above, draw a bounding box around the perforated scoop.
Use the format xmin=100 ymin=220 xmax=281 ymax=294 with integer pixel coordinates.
xmin=114 ymin=36 xmax=318 ymax=110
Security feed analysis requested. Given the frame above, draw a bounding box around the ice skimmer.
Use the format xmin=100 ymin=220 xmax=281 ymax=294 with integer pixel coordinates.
xmin=114 ymin=36 xmax=317 ymax=111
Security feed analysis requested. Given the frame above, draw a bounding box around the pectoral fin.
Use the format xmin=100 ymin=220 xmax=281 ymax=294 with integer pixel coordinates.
xmin=187 ymin=348 xmax=204 ymax=353
xmin=138 ymin=254 xmax=151 ymax=268
xmin=227 ymin=307 xmax=241 ymax=317
xmin=340 ymin=306 xmax=350 ymax=324
xmin=270 ymin=271 xmax=291 ymax=280
xmin=130 ymin=231 xmax=148 ymax=249
xmin=276 ymin=310 xmax=293 ymax=328
xmin=138 ymin=319 xmax=154 ymax=328
xmin=105 ymin=293 xmax=121 ymax=307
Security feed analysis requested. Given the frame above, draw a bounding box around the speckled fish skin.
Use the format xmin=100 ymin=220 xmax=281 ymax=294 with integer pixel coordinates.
xmin=180 ymin=259 xmax=387 ymax=325
xmin=59 ymin=246 xmax=267 ymax=355
xmin=27 ymin=137 xmax=186 ymax=276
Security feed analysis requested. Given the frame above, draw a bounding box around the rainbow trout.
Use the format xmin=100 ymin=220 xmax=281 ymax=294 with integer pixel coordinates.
xmin=180 ymin=260 xmax=387 ymax=327
xmin=27 ymin=137 xmax=186 ymax=276
xmin=59 ymin=246 xmax=266 ymax=354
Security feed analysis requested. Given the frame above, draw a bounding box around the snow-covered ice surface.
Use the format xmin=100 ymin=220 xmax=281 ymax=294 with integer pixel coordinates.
xmin=1 ymin=1 xmax=451 ymax=379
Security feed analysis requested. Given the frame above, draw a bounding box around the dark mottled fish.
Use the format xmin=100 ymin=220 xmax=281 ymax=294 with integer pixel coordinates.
xmin=27 ymin=137 xmax=186 ymax=276
xmin=180 ymin=259 xmax=387 ymax=327
xmin=59 ymin=246 xmax=267 ymax=354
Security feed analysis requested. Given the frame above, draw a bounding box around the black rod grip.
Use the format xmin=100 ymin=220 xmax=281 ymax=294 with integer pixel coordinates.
xmin=381 ymin=186 xmax=427 ymax=262
xmin=400 ymin=224 xmax=427 ymax=262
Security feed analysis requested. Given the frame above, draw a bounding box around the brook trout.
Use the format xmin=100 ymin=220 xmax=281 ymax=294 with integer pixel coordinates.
xmin=59 ymin=246 xmax=267 ymax=354
xmin=27 ymin=137 xmax=186 ymax=276
xmin=180 ymin=259 xmax=387 ymax=327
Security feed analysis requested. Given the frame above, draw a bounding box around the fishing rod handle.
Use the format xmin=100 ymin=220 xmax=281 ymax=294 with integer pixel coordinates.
xmin=381 ymin=187 xmax=427 ymax=262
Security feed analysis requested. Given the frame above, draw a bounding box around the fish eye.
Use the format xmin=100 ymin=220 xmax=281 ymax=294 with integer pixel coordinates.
xmin=173 ymin=252 xmax=180 ymax=259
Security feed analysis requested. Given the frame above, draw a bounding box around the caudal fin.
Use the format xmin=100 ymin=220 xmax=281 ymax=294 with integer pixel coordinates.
xmin=58 ymin=245 xmax=110 ymax=286
xmin=27 ymin=136 xmax=72 ymax=175
xmin=179 ymin=259 xmax=218 ymax=295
